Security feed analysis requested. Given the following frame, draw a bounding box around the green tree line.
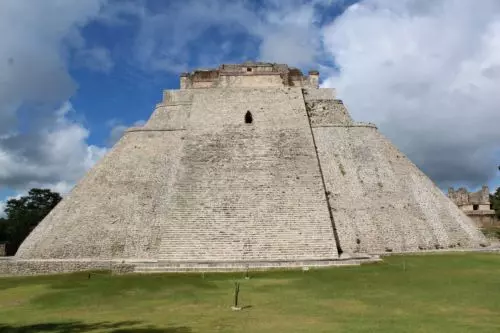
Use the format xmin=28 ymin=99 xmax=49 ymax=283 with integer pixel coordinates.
xmin=490 ymin=187 xmax=500 ymax=220
xmin=0 ymin=188 xmax=61 ymax=255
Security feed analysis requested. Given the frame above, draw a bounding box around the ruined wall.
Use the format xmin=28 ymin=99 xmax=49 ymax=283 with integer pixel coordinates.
xmin=217 ymin=74 xmax=284 ymax=88
xmin=467 ymin=212 xmax=497 ymax=227
xmin=306 ymin=99 xmax=353 ymax=126
xmin=181 ymin=63 xmax=318 ymax=89
xmin=447 ymin=186 xmax=495 ymax=227
xmin=448 ymin=185 xmax=490 ymax=206
xmin=448 ymin=186 xmax=491 ymax=206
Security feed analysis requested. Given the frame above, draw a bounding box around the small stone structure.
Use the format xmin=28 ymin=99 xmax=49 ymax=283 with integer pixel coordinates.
xmin=0 ymin=62 xmax=488 ymax=276
xmin=179 ymin=62 xmax=319 ymax=89
xmin=448 ymin=186 xmax=496 ymax=227
xmin=0 ymin=243 xmax=6 ymax=257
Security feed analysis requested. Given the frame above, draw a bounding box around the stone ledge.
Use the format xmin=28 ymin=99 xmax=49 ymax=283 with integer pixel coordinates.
xmin=156 ymin=101 xmax=192 ymax=107
xmin=132 ymin=257 xmax=382 ymax=273
xmin=464 ymin=210 xmax=496 ymax=216
xmin=312 ymin=123 xmax=378 ymax=129
xmin=376 ymin=247 xmax=499 ymax=256
xmin=0 ymin=258 xmax=135 ymax=276
xmin=125 ymin=127 xmax=186 ymax=133
xmin=0 ymin=256 xmax=382 ymax=276
xmin=219 ymin=72 xmax=282 ymax=76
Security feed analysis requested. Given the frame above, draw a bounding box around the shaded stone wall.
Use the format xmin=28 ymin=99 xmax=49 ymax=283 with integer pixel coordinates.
xmin=313 ymin=125 xmax=485 ymax=254
xmin=303 ymin=87 xmax=486 ymax=254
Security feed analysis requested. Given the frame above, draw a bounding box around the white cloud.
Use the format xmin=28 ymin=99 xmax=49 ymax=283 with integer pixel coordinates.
xmin=0 ymin=0 xmax=110 ymax=194
xmin=0 ymin=201 xmax=5 ymax=218
xmin=257 ymin=3 xmax=322 ymax=66
xmin=126 ymin=0 xmax=330 ymax=71
xmin=321 ymin=0 xmax=500 ymax=187
xmin=0 ymin=102 xmax=107 ymax=192
xmin=1 ymin=0 xmax=497 ymax=196
xmin=0 ymin=0 xmax=109 ymax=130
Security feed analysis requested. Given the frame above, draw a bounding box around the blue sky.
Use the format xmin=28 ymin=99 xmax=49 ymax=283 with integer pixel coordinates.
xmin=70 ymin=1 xmax=350 ymax=147
xmin=0 ymin=0 xmax=499 ymax=212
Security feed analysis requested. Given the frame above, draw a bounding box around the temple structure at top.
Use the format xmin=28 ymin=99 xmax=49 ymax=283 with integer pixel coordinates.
xmin=179 ymin=62 xmax=319 ymax=89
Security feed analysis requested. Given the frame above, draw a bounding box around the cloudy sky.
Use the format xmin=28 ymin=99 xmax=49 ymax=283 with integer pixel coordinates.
xmin=0 ymin=0 xmax=499 ymax=213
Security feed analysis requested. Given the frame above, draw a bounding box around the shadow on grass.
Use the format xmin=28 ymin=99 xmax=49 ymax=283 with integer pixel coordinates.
xmin=0 ymin=321 xmax=191 ymax=333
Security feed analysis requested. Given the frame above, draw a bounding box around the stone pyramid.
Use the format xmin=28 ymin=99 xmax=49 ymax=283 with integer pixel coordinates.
xmin=13 ymin=62 xmax=487 ymax=272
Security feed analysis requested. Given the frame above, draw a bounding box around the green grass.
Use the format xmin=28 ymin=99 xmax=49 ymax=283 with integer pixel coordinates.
xmin=0 ymin=253 xmax=499 ymax=332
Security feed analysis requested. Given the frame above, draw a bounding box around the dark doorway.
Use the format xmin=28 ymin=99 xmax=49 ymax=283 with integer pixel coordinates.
xmin=245 ymin=111 xmax=253 ymax=124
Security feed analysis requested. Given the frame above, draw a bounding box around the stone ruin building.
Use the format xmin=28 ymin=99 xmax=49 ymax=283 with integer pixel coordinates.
xmin=0 ymin=62 xmax=488 ymax=275
xmin=448 ymin=186 xmax=496 ymax=227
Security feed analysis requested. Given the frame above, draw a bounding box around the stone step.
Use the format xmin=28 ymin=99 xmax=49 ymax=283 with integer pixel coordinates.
xmin=132 ymin=257 xmax=381 ymax=273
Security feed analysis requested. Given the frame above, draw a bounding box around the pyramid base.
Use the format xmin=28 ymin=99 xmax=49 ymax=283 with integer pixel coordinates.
xmin=0 ymin=255 xmax=382 ymax=276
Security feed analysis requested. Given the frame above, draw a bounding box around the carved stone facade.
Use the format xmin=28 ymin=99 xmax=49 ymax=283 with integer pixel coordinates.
xmin=448 ymin=186 xmax=496 ymax=227
xmin=0 ymin=62 xmax=488 ymax=275
xmin=179 ymin=62 xmax=319 ymax=89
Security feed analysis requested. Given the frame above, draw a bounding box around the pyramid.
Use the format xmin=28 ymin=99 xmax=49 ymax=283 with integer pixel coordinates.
xmin=11 ymin=62 xmax=487 ymax=273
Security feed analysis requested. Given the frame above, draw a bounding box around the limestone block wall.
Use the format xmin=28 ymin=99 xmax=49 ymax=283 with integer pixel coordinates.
xmin=303 ymin=88 xmax=336 ymax=101
xmin=312 ymin=124 xmax=487 ymax=254
xmin=306 ymin=100 xmax=353 ymax=126
xmin=217 ymin=74 xmax=284 ymax=88
xmin=0 ymin=259 xmax=134 ymax=276
xmin=462 ymin=204 xmax=492 ymax=212
xmin=145 ymin=90 xmax=193 ymax=130
xmin=16 ymin=131 xmax=186 ymax=259
xmin=157 ymin=87 xmax=338 ymax=261
xmin=467 ymin=212 xmax=497 ymax=227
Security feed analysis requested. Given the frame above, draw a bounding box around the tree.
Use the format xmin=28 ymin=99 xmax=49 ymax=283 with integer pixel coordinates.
xmin=0 ymin=217 xmax=7 ymax=242
xmin=491 ymin=187 xmax=500 ymax=220
xmin=2 ymin=189 xmax=62 ymax=254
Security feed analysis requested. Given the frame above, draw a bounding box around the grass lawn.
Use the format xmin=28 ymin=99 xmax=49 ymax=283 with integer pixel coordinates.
xmin=0 ymin=253 xmax=499 ymax=333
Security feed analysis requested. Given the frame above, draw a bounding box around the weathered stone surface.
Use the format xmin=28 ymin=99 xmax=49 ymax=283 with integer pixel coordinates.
xmin=0 ymin=258 xmax=135 ymax=276
xmin=7 ymin=62 xmax=487 ymax=275
xmin=314 ymin=126 xmax=486 ymax=254
xmin=448 ymin=186 xmax=497 ymax=227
